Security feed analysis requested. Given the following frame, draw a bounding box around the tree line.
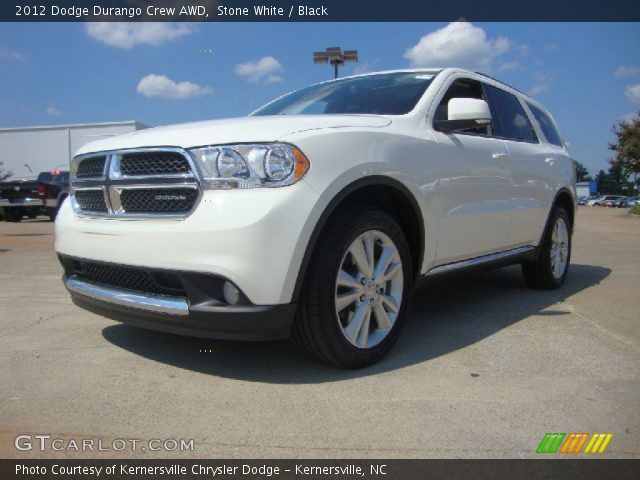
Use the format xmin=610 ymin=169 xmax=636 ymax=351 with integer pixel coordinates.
xmin=574 ymin=112 xmax=639 ymax=195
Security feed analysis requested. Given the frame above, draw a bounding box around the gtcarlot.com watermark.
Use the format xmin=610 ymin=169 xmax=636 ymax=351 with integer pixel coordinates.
xmin=15 ymin=434 xmax=194 ymax=452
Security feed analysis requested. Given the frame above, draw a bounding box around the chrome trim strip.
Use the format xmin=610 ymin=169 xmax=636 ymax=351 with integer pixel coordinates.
xmin=65 ymin=276 xmax=189 ymax=316
xmin=111 ymin=183 xmax=200 ymax=190
xmin=425 ymin=246 xmax=535 ymax=276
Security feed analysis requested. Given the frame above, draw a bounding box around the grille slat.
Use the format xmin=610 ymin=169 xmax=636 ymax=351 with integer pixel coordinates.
xmin=120 ymin=152 xmax=191 ymax=176
xmin=75 ymin=261 xmax=186 ymax=297
xmin=120 ymin=188 xmax=198 ymax=213
xmin=74 ymin=190 xmax=107 ymax=212
xmin=76 ymin=156 xmax=106 ymax=178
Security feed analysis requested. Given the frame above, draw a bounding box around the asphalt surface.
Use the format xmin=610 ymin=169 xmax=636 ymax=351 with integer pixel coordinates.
xmin=0 ymin=207 xmax=638 ymax=458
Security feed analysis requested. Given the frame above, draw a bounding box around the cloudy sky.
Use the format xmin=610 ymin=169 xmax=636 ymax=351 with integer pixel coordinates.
xmin=0 ymin=22 xmax=639 ymax=175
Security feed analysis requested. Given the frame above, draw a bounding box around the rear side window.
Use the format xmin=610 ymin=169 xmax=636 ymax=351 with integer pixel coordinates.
xmin=527 ymin=102 xmax=564 ymax=147
xmin=51 ymin=172 xmax=69 ymax=184
xmin=484 ymin=84 xmax=537 ymax=142
xmin=37 ymin=172 xmax=52 ymax=183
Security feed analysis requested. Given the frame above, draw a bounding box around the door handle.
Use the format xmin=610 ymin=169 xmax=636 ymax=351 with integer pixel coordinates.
xmin=545 ymin=157 xmax=556 ymax=167
xmin=492 ymin=153 xmax=509 ymax=161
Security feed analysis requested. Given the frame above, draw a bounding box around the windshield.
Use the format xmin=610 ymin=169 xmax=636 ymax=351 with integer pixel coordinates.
xmin=252 ymin=72 xmax=438 ymax=116
xmin=37 ymin=172 xmax=69 ymax=184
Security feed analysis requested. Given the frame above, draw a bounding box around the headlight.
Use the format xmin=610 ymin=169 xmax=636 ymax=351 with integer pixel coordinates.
xmin=189 ymin=143 xmax=309 ymax=189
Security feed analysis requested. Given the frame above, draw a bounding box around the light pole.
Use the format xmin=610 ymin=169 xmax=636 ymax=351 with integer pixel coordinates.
xmin=313 ymin=47 xmax=358 ymax=79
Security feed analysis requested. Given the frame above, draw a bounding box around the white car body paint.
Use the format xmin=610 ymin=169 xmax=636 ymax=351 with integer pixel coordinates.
xmin=56 ymin=68 xmax=576 ymax=307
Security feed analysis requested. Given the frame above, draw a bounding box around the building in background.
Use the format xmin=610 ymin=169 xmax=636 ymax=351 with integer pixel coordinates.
xmin=0 ymin=121 xmax=148 ymax=179
xmin=576 ymin=180 xmax=598 ymax=198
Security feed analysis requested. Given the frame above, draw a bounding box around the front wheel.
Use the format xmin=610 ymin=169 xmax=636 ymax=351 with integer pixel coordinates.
xmin=522 ymin=207 xmax=571 ymax=289
xmin=293 ymin=207 xmax=413 ymax=368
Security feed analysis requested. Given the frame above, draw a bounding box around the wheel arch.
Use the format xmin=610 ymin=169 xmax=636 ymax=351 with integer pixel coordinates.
xmin=57 ymin=191 xmax=69 ymax=206
xmin=531 ymin=187 xmax=575 ymax=259
xmin=291 ymin=176 xmax=425 ymax=301
xmin=552 ymin=187 xmax=576 ymax=230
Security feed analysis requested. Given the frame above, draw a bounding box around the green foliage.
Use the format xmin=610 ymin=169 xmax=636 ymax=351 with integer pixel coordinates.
xmin=593 ymin=116 xmax=640 ymax=194
xmin=575 ymin=161 xmax=591 ymax=182
xmin=630 ymin=205 xmax=640 ymax=216
xmin=595 ymin=167 xmax=628 ymax=195
xmin=609 ymin=113 xmax=640 ymax=177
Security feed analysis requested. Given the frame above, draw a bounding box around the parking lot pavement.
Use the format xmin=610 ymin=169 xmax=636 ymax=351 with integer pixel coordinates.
xmin=0 ymin=207 xmax=638 ymax=459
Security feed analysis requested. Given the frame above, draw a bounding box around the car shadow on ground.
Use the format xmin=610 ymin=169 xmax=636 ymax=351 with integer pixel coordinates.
xmin=102 ymin=263 xmax=610 ymax=384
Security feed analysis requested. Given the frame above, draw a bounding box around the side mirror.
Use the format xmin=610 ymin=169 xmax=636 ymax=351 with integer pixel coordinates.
xmin=435 ymin=98 xmax=492 ymax=133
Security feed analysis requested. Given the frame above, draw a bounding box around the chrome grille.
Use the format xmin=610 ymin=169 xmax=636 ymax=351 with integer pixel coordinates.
xmin=76 ymin=156 xmax=106 ymax=178
xmin=120 ymin=187 xmax=198 ymax=213
xmin=120 ymin=151 xmax=191 ymax=176
xmin=74 ymin=190 xmax=108 ymax=212
xmin=70 ymin=148 xmax=200 ymax=218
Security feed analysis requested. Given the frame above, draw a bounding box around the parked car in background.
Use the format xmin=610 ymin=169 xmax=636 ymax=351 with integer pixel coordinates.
xmin=620 ymin=196 xmax=640 ymax=208
xmin=587 ymin=195 xmax=624 ymax=206
xmin=577 ymin=195 xmax=599 ymax=206
xmin=56 ymin=68 xmax=576 ymax=368
xmin=604 ymin=196 xmax=626 ymax=208
xmin=0 ymin=170 xmax=69 ymax=222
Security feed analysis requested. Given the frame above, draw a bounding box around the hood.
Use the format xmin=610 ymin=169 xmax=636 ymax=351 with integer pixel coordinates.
xmin=75 ymin=115 xmax=392 ymax=156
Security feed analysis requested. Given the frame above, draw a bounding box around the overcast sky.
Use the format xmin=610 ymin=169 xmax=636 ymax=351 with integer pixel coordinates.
xmin=1 ymin=22 xmax=639 ymax=175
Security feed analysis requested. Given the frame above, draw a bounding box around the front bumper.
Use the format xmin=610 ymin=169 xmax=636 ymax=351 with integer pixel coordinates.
xmin=55 ymin=182 xmax=319 ymax=305
xmin=64 ymin=274 xmax=296 ymax=341
xmin=0 ymin=198 xmax=43 ymax=207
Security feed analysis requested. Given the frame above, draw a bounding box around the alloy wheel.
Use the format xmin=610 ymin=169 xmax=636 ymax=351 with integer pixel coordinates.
xmin=334 ymin=230 xmax=404 ymax=348
xmin=550 ymin=217 xmax=569 ymax=279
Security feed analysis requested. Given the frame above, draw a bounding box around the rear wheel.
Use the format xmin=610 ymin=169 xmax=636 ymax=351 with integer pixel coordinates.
xmin=293 ymin=206 xmax=412 ymax=368
xmin=522 ymin=207 xmax=571 ymax=289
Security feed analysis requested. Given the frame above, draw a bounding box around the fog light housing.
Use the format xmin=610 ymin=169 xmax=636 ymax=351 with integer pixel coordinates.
xmin=223 ymin=281 xmax=240 ymax=305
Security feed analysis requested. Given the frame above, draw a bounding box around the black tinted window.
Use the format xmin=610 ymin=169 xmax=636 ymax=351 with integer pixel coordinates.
xmin=527 ymin=102 xmax=564 ymax=147
xmin=37 ymin=172 xmax=52 ymax=183
xmin=253 ymin=72 xmax=437 ymax=116
xmin=485 ymin=85 xmax=537 ymax=142
xmin=51 ymin=172 xmax=69 ymax=184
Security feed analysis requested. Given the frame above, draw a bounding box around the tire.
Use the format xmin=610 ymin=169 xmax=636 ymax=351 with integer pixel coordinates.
xmin=522 ymin=207 xmax=571 ymax=289
xmin=5 ymin=208 xmax=22 ymax=222
xmin=27 ymin=210 xmax=38 ymax=219
xmin=292 ymin=206 xmax=413 ymax=368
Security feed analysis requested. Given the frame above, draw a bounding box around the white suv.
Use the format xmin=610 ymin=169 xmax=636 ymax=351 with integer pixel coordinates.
xmin=56 ymin=69 xmax=576 ymax=368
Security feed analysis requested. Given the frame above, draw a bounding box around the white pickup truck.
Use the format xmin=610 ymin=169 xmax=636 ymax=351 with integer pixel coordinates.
xmin=56 ymin=68 xmax=576 ymax=368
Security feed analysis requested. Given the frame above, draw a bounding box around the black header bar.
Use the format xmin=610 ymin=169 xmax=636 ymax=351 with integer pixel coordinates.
xmin=3 ymin=0 xmax=640 ymax=22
